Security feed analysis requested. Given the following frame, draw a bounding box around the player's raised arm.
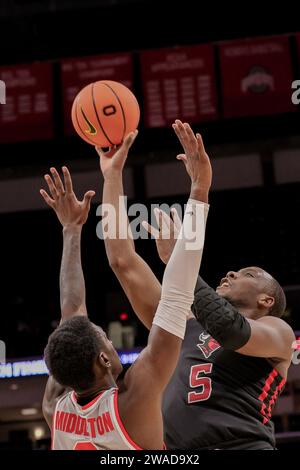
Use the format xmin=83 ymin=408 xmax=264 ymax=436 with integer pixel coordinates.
xmin=144 ymin=119 xmax=212 ymax=262
xmin=40 ymin=166 xmax=95 ymax=321
xmin=40 ymin=166 xmax=95 ymax=427
xmin=143 ymin=120 xmax=212 ymax=267
xmin=97 ymin=132 xmax=162 ymax=330
xmin=117 ymin=124 xmax=211 ymax=449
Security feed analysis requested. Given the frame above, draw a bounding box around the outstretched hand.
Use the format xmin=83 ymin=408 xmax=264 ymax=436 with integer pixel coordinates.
xmin=173 ymin=120 xmax=212 ymax=198
xmin=96 ymin=130 xmax=138 ymax=180
xmin=40 ymin=166 xmax=95 ymax=228
xmin=142 ymin=207 xmax=182 ymax=265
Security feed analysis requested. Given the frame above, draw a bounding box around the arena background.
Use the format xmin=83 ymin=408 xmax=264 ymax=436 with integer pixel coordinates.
xmin=0 ymin=0 xmax=300 ymax=450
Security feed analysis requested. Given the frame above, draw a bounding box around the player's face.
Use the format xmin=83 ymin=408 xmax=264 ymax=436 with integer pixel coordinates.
xmin=216 ymin=266 xmax=272 ymax=308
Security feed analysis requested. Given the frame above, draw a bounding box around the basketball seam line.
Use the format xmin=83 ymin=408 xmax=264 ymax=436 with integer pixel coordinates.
xmin=91 ymin=82 xmax=114 ymax=147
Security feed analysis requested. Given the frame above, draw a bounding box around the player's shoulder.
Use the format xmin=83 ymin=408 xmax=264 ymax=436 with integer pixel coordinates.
xmin=257 ymin=315 xmax=295 ymax=341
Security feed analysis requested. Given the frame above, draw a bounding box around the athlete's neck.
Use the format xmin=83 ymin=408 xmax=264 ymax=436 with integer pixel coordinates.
xmin=224 ymin=296 xmax=266 ymax=320
xmin=75 ymin=376 xmax=117 ymax=404
xmin=233 ymin=306 xmax=265 ymax=320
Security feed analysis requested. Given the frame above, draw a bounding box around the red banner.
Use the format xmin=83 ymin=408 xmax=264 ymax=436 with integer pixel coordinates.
xmin=140 ymin=45 xmax=218 ymax=128
xmin=219 ymin=36 xmax=295 ymax=118
xmin=0 ymin=62 xmax=53 ymax=143
xmin=61 ymin=53 xmax=134 ymax=135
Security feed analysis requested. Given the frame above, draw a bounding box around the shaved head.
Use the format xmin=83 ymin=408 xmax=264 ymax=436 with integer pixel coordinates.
xmin=262 ymin=272 xmax=286 ymax=318
xmin=217 ymin=266 xmax=286 ymax=318
xmin=241 ymin=267 xmax=286 ymax=318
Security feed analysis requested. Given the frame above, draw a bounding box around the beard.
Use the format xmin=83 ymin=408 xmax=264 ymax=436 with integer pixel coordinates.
xmin=219 ymin=290 xmax=249 ymax=310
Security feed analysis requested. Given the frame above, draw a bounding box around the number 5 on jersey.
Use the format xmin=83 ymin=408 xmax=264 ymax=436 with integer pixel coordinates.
xmin=188 ymin=363 xmax=213 ymax=403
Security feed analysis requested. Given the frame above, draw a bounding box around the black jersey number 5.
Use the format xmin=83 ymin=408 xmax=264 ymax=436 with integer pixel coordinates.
xmin=188 ymin=363 xmax=213 ymax=403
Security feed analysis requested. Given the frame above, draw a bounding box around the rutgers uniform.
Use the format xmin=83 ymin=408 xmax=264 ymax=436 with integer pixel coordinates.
xmin=162 ymin=318 xmax=286 ymax=450
xmin=51 ymin=388 xmax=142 ymax=450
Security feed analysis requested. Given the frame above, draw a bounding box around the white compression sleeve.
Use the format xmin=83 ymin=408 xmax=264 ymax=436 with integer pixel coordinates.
xmin=153 ymin=199 xmax=209 ymax=339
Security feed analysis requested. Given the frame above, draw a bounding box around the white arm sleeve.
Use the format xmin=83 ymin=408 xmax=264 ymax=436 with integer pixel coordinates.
xmin=153 ymin=199 xmax=209 ymax=339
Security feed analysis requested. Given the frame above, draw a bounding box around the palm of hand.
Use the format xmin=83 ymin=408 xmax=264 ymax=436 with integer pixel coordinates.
xmin=155 ymin=237 xmax=176 ymax=265
xmin=40 ymin=166 xmax=95 ymax=228
xmin=152 ymin=208 xmax=182 ymax=265
xmin=99 ymin=149 xmax=121 ymax=176
xmin=55 ymin=194 xmax=88 ymax=226
xmin=97 ymin=130 xmax=138 ymax=179
xmin=173 ymin=120 xmax=212 ymax=191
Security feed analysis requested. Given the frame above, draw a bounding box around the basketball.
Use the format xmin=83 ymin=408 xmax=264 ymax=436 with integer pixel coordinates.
xmin=71 ymin=80 xmax=140 ymax=148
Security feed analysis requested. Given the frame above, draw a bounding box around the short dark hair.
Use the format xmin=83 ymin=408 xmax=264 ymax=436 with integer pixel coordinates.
xmin=44 ymin=316 xmax=103 ymax=391
xmin=266 ymin=277 xmax=286 ymax=318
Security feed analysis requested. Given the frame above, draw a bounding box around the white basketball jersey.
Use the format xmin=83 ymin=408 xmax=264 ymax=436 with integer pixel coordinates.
xmin=51 ymin=388 xmax=142 ymax=450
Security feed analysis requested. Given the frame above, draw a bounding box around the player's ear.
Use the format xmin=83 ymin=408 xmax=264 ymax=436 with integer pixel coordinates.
xmin=98 ymin=352 xmax=111 ymax=369
xmin=257 ymin=293 xmax=274 ymax=310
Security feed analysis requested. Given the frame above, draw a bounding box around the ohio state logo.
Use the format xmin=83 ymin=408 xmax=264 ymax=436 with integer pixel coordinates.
xmin=241 ymin=66 xmax=274 ymax=94
xmin=197 ymin=332 xmax=221 ymax=358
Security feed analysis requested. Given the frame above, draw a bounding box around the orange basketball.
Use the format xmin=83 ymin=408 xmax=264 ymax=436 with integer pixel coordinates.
xmin=71 ymin=80 xmax=140 ymax=148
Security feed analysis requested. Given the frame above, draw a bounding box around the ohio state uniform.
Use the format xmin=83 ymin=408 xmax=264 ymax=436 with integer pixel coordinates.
xmin=52 ymin=388 xmax=142 ymax=450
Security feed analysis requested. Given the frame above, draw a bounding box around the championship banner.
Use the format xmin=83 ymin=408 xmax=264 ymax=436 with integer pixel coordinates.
xmin=0 ymin=62 xmax=53 ymax=143
xmin=219 ymin=36 xmax=295 ymax=118
xmin=140 ymin=45 xmax=218 ymax=128
xmin=61 ymin=53 xmax=134 ymax=135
